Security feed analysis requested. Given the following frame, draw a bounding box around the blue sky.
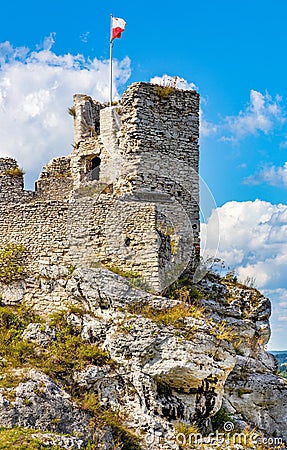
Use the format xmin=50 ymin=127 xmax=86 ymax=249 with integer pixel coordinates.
xmin=1 ymin=0 xmax=287 ymax=349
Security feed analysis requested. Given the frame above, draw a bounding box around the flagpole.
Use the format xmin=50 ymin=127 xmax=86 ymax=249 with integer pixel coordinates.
xmin=109 ymin=14 xmax=113 ymax=106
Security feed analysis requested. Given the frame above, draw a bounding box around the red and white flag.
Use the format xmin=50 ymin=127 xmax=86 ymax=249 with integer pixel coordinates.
xmin=111 ymin=17 xmax=126 ymax=41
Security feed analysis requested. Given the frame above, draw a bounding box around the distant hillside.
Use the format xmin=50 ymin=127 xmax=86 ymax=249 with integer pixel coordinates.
xmin=271 ymin=351 xmax=287 ymax=378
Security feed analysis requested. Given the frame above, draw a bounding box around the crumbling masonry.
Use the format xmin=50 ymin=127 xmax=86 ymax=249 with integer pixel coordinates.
xmin=0 ymin=82 xmax=200 ymax=292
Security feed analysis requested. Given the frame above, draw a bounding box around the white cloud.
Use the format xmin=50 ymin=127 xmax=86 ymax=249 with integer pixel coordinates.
xmin=0 ymin=35 xmax=131 ymax=187
xmin=150 ymin=74 xmax=198 ymax=91
xmin=203 ymin=200 xmax=287 ymax=349
xmin=199 ymin=108 xmax=217 ymax=137
xmin=203 ymin=199 xmax=287 ymax=289
xmin=244 ymin=162 xmax=287 ymax=187
xmin=222 ymin=90 xmax=285 ymax=141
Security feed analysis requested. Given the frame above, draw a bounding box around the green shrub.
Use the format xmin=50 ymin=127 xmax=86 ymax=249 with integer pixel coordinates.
xmin=155 ymin=85 xmax=174 ymax=98
xmin=222 ymin=270 xmax=238 ymax=283
xmin=68 ymin=106 xmax=76 ymax=117
xmin=211 ymin=407 xmax=232 ymax=431
xmin=163 ymin=277 xmax=205 ymax=304
xmin=4 ymin=167 xmax=25 ymax=177
xmin=0 ymin=243 xmax=27 ymax=284
xmin=129 ymin=303 xmax=204 ymax=329
xmin=0 ymin=427 xmax=61 ymax=449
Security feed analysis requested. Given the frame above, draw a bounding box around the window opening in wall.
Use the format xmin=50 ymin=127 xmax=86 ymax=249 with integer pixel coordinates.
xmin=91 ymin=157 xmax=101 ymax=181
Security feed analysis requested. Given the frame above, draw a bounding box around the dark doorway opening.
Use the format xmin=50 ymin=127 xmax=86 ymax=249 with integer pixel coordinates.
xmin=91 ymin=156 xmax=101 ymax=181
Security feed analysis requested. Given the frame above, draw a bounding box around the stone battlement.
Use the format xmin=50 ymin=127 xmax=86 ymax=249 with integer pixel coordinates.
xmin=0 ymin=82 xmax=200 ymax=295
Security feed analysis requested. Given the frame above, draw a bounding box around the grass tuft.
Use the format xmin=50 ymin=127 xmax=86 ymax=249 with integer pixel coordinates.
xmin=4 ymin=167 xmax=25 ymax=177
xmin=0 ymin=243 xmax=27 ymax=285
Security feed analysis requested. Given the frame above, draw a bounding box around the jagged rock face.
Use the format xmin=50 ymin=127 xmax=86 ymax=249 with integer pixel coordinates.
xmin=67 ymin=269 xmax=287 ymax=443
xmin=223 ymin=356 xmax=287 ymax=440
xmin=0 ymin=266 xmax=286 ymax=448
xmin=0 ymin=369 xmax=91 ymax=437
xmin=103 ymin=315 xmax=235 ymax=426
xmin=0 ymin=369 xmax=116 ymax=449
xmin=66 ymin=268 xmax=236 ymax=437
xmin=200 ymin=279 xmax=287 ymax=440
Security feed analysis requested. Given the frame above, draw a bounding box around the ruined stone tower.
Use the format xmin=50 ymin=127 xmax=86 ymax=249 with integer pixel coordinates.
xmin=69 ymin=82 xmax=200 ymax=291
xmin=0 ymin=82 xmax=200 ymax=293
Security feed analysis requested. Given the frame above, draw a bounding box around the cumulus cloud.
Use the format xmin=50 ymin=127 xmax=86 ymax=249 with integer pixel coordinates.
xmin=150 ymin=74 xmax=198 ymax=91
xmin=203 ymin=199 xmax=287 ymax=289
xmin=0 ymin=34 xmax=131 ymax=187
xmin=244 ymin=162 xmax=287 ymax=187
xmin=202 ymin=199 xmax=287 ymax=348
xmin=191 ymin=88 xmax=285 ymax=143
xmin=199 ymin=108 xmax=217 ymax=137
xmin=222 ymin=90 xmax=285 ymax=141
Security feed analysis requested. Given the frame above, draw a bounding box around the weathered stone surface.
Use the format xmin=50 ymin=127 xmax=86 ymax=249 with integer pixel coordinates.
xmin=223 ymin=356 xmax=287 ymax=440
xmin=32 ymin=429 xmax=115 ymax=450
xmin=31 ymin=433 xmax=86 ymax=449
xmin=67 ymin=267 xmax=168 ymax=310
xmin=0 ymin=82 xmax=200 ymax=294
xmin=0 ymin=81 xmax=286 ymax=447
xmin=0 ymin=268 xmax=286 ymax=448
xmin=0 ymin=280 xmax=26 ymax=305
xmin=0 ymin=369 xmax=92 ymax=438
xmin=22 ymin=323 xmax=56 ymax=347
xmin=62 ymin=267 xmax=287 ymax=446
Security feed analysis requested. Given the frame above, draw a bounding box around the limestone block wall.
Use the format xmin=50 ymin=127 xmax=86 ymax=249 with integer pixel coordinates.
xmin=73 ymin=94 xmax=102 ymax=145
xmin=0 ymin=156 xmax=72 ymax=277
xmin=71 ymin=94 xmax=104 ymax=188
xmin=0 ymin=81 xmax=201 ymax=295
xmin=118 ymin=83 xmax=200 ymax=218
xmin=90 ymin=195 xmax=160 ymax=287
xmin=0 ymin=158 xmax=34 ymax=203
xmin=68 ymin=82 xmax=200 ymax=291
xmin=0 ymin=199 xmax=69 ymax=274
xmin=35 ymin=156 xmax=73 ymax=200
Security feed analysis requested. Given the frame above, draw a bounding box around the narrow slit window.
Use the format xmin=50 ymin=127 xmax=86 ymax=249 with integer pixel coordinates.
xmin=91 ymin=157 xmax=101 ymax=181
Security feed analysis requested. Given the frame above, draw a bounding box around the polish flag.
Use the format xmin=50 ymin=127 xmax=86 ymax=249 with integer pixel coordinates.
xmin=111 ymin=17 xmax=126 ymax=41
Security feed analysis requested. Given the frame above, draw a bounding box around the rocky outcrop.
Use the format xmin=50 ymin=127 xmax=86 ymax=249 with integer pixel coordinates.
xmin=223 ymin=357 xmax=287 ymax=440
xmin=65 ymin=268 xmax=287 ymax=445
xmin=200 ymin=279 xmax=287 ymax=441
xmin=0 ymin=369 xmax=92 ymax=438
xmin=0 ymin=267 xmax=286 ymax=448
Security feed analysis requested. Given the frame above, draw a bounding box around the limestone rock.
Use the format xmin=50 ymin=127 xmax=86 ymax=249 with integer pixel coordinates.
xmin=67 ymin=267 xmax=176 ymax=311
xmin=0 ymin=280 xmax=26 ymax=305
xmin=32 ymin=428 xmax=116 ymax=450
xmin=40 ymin=264 xmax=69 ymax=280
xmin=22 ymin=323 xmax=56 ymax=347
xmin=223 ymin=356 xmax=287 ymax=440
xmin=0 ymin=369 xmax=92 ymax=440
xmin=31 ymin=433 xmax=86 ymax=449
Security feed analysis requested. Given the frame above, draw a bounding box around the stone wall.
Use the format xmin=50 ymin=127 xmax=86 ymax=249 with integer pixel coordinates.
xmin=0 ymin=81 xmax=200 ymax=294
xmin=36 ymin=156 xmax=73 ymax=200
xmin=0 ymin=158 xmax=34 ymax=203
xmin=84 ymin=83 xmax=200 ymax=290
xmin=0 ymin=156 xmax=72 ymax=278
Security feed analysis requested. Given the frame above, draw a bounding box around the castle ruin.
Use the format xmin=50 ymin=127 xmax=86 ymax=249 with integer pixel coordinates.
xmin=0 ymin=82 xmax=200 ymax=293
